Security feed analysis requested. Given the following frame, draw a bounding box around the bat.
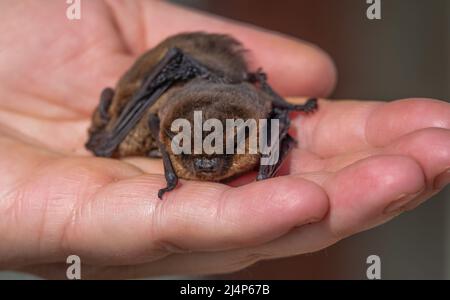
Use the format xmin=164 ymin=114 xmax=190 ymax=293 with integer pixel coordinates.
xmin=85 ymin=32 xmax=318 ymax=199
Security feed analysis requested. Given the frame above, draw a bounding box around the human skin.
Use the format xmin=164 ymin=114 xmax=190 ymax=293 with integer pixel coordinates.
xmin=0 ymin=0 xmax=448 ymax=279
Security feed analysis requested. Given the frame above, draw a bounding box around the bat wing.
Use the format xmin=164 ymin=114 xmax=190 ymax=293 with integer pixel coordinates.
xmin=90 ymin=47 xmax=214 ymax=157
xmin=256 ymin=108 xmax=295 ymax=179
xmin=249 ymin=70 xmax=317 ymax=180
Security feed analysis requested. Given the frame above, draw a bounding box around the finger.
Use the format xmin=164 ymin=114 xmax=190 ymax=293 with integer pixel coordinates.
xmin=2 ymin=156 xmax=328 ymax=267
xmin=95 ymin=154 xmax=428 ymax=278
xmin=290 ymin=98 xmax=381 ymax=157
xmin=321 ymin=155 xmax=426 ymax=235
xmin=382 ymin=127 xmax=450 ymax=189
xmin=365 ymin=98 xmax=450 ymax=147
xmin=106 ymin=0 xmax=337 ymax=97
xmin=169 ymin=154 xmax=427 ymax=274
xmin=63 ymin=174 xmax=328 ymax=265
xmin=28 ymin=154 xmax=429 ymax=278
xmin=241 ymin=154 xmax=428 ymax=260
xmin=290 ymin=98 xmax=450 ymax=158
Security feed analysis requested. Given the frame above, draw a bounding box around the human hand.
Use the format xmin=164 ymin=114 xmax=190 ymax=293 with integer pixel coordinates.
xmin=0 ymin=0 xmax=448 ymax=279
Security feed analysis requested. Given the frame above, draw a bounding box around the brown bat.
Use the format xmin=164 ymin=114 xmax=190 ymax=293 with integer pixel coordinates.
xmin=85 ymin=32 xmax=318 ymax=199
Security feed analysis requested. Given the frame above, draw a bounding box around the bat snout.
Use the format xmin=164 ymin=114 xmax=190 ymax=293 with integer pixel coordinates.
xmin=193 ymin=157 xmax=223 ymax=173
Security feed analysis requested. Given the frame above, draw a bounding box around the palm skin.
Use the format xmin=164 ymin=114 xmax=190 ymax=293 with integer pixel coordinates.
xmin=0 ymin=0 xmax=448 ymax=279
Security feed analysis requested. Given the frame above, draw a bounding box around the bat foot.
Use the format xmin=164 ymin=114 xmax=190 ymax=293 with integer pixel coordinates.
xmin=158 ymin=188 xmax=167 ymax=200
xmin=158 ymin=185 xmax=176 ymax=200
xmin=294 ymin=98 xmax=318 ymax=113
xmin=158 ymin=173 xmax=179 ymax=200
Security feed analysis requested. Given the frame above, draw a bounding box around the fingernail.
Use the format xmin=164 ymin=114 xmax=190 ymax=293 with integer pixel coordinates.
xmin=383 ymin=190 xmax=423 ymax=215
xmin=434 ymin=167 xmax=450 ymax=190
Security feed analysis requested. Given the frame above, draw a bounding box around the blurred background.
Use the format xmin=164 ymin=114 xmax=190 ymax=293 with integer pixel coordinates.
xmin=168 ymin=0 xmax=450 ymax=279
xmin=0 ymin=0 xmax=448 ymax=280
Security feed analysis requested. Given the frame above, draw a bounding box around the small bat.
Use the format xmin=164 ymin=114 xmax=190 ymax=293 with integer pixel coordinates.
xmin=85 ymin=32 xmax=318 ymax=199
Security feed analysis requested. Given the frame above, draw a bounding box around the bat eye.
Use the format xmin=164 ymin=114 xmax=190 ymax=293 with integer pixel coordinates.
xmin=193 ymin=157 xmax=221 ymax=173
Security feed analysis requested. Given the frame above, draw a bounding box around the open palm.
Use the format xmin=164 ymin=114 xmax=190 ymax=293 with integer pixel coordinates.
xmin=0 ymin=1 xmax=448 ymax=279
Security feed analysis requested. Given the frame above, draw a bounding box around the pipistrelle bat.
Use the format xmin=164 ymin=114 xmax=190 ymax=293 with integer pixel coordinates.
xmin=85 ymin=32 xmax=318 ymax=199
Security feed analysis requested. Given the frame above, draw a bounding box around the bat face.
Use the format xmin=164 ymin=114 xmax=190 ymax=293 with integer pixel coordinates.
xmin=159 ymin=80 xmax=269 ymax=181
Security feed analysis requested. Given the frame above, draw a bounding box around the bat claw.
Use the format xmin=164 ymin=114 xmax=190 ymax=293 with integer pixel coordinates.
xmin=157 ymin=189 xmax=167 ymax=200
xmin=158 ymin=187 xmax=175 ymax=200
xmin=158 ymin=173 xmax=178 ymax=200
xmin=158 ymin=185 xmax=177 ymax=199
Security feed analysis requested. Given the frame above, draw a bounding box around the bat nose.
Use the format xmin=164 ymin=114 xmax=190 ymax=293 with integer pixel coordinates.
xmin=193 ymin=157 xmax=221 ymax=172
